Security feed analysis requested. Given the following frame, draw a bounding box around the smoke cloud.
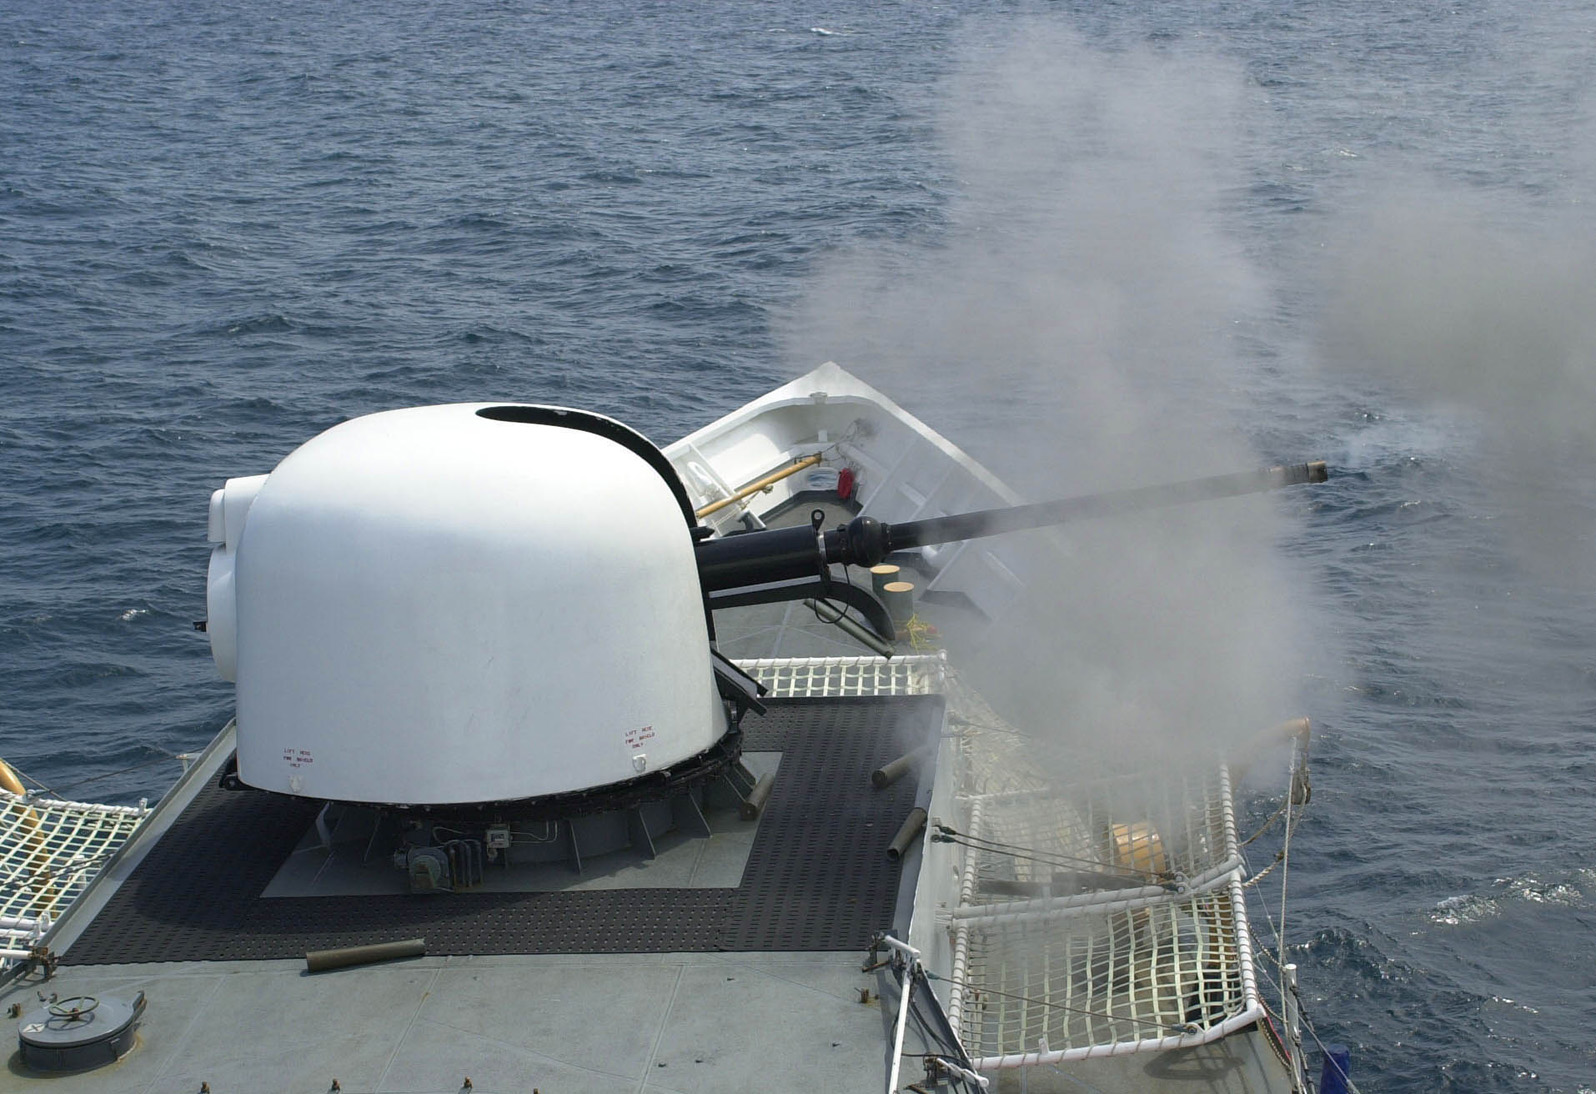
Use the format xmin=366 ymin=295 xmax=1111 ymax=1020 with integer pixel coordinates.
xmin=1320 ymin=174 xmax=1596 ymax=582
xmin=780 ymin=26 xmax=1316 ymax=769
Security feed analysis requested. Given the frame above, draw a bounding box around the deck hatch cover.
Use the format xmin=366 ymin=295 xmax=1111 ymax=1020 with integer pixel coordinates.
xmin=17 ymin=992 xmax=145 ymax=1071
xmin=62 ymin=696 xmax=939 ymax=963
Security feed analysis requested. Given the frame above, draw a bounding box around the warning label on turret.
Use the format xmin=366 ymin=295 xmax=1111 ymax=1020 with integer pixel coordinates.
xmin=283 ymin=748 xmax=314 ymax=769
xmin=625 ymin=725 xmax=655 ymax=750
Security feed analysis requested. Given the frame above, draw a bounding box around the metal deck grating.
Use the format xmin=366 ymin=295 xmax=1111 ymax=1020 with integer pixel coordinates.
xmin=62 ymin=696 xmax=941 ymax=965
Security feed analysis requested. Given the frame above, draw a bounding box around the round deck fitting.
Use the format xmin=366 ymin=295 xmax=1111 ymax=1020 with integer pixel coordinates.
xmin=18 ymin=991 xmax=145 ymax=1071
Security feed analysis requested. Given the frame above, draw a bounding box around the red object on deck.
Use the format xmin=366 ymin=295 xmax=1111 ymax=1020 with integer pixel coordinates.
xmin=836 ymin=466 xmax=855 ymax=500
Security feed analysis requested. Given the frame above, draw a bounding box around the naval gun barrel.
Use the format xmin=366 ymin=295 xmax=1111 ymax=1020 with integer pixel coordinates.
xmin=695 ymin=460 xmax=1327 ymax=593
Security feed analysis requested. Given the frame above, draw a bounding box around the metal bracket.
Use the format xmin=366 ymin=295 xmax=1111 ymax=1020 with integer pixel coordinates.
xmin=707 ymin=578 xmax=895 ymax=644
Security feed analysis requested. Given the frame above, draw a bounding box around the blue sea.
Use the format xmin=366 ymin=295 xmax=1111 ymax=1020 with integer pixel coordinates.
xmin=4 ymin=1 xmax=1596 ymax=1090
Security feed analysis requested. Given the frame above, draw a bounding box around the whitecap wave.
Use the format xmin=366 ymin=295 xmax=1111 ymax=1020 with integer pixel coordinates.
xmin=1432 ymin=870 xmax=1591 ymax=925
xmin=1496 ymin=872 xmax=1586 ymax=907
xmin=1430 ymin=893 xmax=1499 ymax=926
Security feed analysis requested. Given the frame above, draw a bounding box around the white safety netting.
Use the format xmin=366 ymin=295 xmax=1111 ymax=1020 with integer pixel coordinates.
xmin=953 ymin=766 xmax=1242 ymax=921
xmin=938 ymin=688 xmax=1262 ymax=1070
xmin=1 ymin=791 xmax=148 ymax=967
xmin=954 ymin=878 xmax=1260 ymax=1067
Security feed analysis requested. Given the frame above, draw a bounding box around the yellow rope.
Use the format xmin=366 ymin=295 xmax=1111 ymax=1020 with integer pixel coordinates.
xmin=905 ymin=613 xmax=940 ymax=651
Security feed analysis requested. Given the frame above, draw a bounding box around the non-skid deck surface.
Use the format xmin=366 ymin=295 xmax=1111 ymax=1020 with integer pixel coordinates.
xmin=64 ymin=696 xmax=939 ymax=965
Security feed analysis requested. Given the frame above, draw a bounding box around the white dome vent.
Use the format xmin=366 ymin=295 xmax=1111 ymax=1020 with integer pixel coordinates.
xmin=211 ymin=403 xmax=726 ymax=807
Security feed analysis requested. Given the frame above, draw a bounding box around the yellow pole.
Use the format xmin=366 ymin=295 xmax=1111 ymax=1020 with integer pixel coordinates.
xmin=0 ymin=759 xmax=57 ymax=917
xmin=694 ymin=454 xmax=825 ymax=518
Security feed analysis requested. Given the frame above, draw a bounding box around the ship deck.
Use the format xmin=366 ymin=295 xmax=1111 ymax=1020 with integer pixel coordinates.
xmin=3 ymin=370 xmax=1298 ymax=1093
xmin=6 ymin=589 xmax=952 ymax=1094
xmin=60 ymin=698 xmax=935 ymax=965
xmin=3 ymin=586 xmax=1293 ymax=1094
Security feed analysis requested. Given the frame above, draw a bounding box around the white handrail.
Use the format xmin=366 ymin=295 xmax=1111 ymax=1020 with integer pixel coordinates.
xmin=949 ymin=856 xmax=1244 ymax=924
xmin=968 ymin=1004 xmax=1268 ymax=1071
xmin=885 ymin=938 xmax=919 ymax=1094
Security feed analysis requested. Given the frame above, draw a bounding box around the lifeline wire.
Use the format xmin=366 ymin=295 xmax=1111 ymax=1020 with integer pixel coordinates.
xmin=935 ymin=824 xmax=1165 ymax=882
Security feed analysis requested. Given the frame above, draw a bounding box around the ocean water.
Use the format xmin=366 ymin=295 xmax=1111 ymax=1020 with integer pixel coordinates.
xmin=4 ymin=1 xmax=1596 ymax=1091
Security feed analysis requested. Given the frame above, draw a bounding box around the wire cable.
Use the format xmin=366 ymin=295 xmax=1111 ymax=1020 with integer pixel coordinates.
xmin=934 ymin=823 xmax=1167 ymax=882
xmin=53 ymin=750 xmax=182 ymax=796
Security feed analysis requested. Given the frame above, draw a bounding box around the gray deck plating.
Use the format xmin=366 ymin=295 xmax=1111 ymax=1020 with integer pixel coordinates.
xmin=62 ymin=697 xmax=940 ymax=965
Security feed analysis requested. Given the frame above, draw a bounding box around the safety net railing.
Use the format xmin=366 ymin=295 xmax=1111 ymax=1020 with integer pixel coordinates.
xmin=736 ymin=652 xmax=947 ymax=698
xmin=1 ymin=791 xmax=149 ymax=967
xmin=944 ymin=765 xmax=1242 ymax=923
xmin=930 ymin=682 xmax=1262 ymax=1070
xmin=949 ymin=874 xmax=1262 ymax=1069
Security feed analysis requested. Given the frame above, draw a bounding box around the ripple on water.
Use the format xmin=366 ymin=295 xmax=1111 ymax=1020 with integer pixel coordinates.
xmin=1430 ymin=868 xmax=1591 ymax=926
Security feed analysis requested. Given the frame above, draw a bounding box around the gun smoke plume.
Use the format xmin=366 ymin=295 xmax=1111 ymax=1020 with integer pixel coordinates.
xmin=1321 ymin=178 xmax=1596 ymax=585
xmin=781 ymin=25 xmax=1317 ymax=770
